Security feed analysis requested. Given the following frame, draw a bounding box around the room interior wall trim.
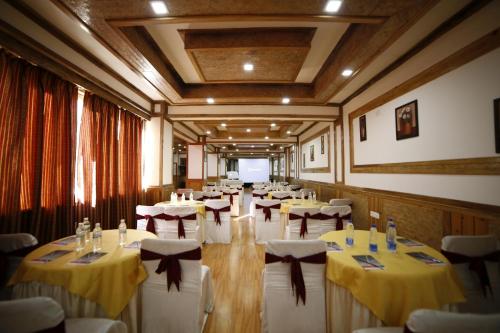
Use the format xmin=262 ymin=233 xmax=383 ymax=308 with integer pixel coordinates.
xmin=300 ymin=125 xmax=331 ymax=173
xmin=347 ymin=28 xmax=500 ymax=175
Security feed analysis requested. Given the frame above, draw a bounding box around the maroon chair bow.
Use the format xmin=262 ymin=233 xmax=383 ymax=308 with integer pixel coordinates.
xmin=162 ymin=213 xmax=197 ymax=239
xmin=223 ymin=191 xmax=235 ymax=205
xmin=205 ymin=205 xmax=231 ymax=225
xmin=253 ymin=193 xmax=266 ymax=199
xmin=289 ymin=212 xmax=325 ymax=238
xmin=272 ymin=195 xmax=292 ymax=201
xmin=141 ymin=247 xmax=201 ymax=291
xmin=441 ymin=249 xmax=500 ymax=297
xmin=255 ymin=203 xmax=281 ymax=222
xmin=136 ymin=213 xmax=168 ymax=234
xmin=265 ymin=251 xmax=326 ymax=305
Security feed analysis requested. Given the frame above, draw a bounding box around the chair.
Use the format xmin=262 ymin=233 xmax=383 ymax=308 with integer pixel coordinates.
xmin=270 ymin=191 xmax=294 ymax=201
xmin=204 ymin=200 xmax=232 ymax=244
xmin=176 ymin=188 xmax=193 ymax=197
xmin=330 ymin=198 xmax=353 ymax=207
xmin=136 ymin=205 xmax=168 ymax=235
xmin=0 ymin=296 xmax=127 ymax=333
xmin=254 ymin=199 xmax=282 ymax=244
xmin=441 ymin=235 xmax=500 ymax=313
xmin=261 ymin=240 xmax=327 ymax=333
xmin=222 ymin=188 xmax=240 ymax=217
xmin=321 ymin=205 xmax=352 ymax=230
xmin=191 ymin=191 xmax=205 ymax=201
xmin=140 ymin=239 xmax=214 ymax=333
xmin=353 ymin=309 xmax=500 ymax=333
xmin=285 ymin=207 xmax=323 ymax=240
xmin=161 ymin=206 xmax=201 ymax=242
xmin=202 ymin=191 xmax=223 ymax=201
xmin=229 ymin=184 xmax=244 ymax=205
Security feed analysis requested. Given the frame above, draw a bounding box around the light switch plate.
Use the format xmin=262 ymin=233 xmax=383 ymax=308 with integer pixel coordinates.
xmin=370 ymin=211 xmax=380 ymax=219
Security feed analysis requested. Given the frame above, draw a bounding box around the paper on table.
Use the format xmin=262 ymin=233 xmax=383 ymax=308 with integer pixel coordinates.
xmin=397 ymin=238 xmax=423 ymax=247
xmin=406 ymin=252 xmax=445 ymax=265
xmin=70 ymin=252 xmax=107 ymax=265
xmin=352 ymin=255 xmax=384 ymax=270
xmin=52 ymin=236 xmax=76 ymax=246
xmin=124 ymin=241 xmax=141 ymax=249
xmin=32 ymin=250 xmax=72 ymax=263
xmin=325 ymin=241 xmax=343 ymax=252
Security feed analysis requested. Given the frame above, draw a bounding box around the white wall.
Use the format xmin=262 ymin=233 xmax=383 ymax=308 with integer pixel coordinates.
xmin=207 ymin=153 xmax=218 ymax=177
xmin=335 ymin=124 xmax=342 ymax=182
xmin=142 ymin=117 xmax=161 ymax=187
xmin=219 ymin=157 xmax=226 ymax=176
xmin=299 ymin=122 xmax=335 ymax=183
xmin=162 ymin=120 xmax=173 ymax=185
xmin=187 ymin=145 xmax=204 ymax=179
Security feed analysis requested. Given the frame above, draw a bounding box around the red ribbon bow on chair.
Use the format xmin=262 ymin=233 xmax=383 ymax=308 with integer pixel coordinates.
xmin=162 ymin=213 xmax=197 ymax=239
xmin=136 ymin=213 xmax=168 ymax=234
xmin=288 ymin=212 xmax=325 ymax=238
xmin=223 ymin=191 xmax=235 ymax=205
xmin=255 ymin=203 xmax=281 ymax=222
xmin=265 ymin=251 xmax=326 ymax=305
xmin=253 ymin=193 xmax=266 ymax=199
xmin=272 ymin=195 xmax=292 ymax=200
xmin=141 ymin=247 xmax=201 ymax=291
xmin=205 ymin=205 xmax=230 ymax=225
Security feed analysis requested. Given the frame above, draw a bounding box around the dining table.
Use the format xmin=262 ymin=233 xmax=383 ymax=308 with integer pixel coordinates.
xmin=9 ymin=229 xmax=158 ymax=333
xmin=319 ymin=230 xmax=465 ymax=333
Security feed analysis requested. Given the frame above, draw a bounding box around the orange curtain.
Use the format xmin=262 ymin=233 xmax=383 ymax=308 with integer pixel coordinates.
xmin=0 ymin=50 xmax=77 ymax=243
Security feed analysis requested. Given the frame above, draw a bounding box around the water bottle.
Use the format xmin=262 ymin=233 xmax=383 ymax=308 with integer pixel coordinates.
xmin=369 ymin=224 xmax=378 ymax=252
xmin=292 ymin=191 xmax=296 ymax=200
xmin=189 ymin=192 xmax=194 ymax=201
xmin=181 ymin=193 xmax=185 ymax=202
xmin=83 ymin=217 xmax=91 ymax=243
xmin=385 ymin=217 xmax=393 ymax=243
xmin=346 ymin=220 xmax=354 ymax=247
xmin=92 ymin=222 xmax=102 ymax=252
xmin=75 ymin=222 xmax=85 ymax=251
xmin=387 ymin=222 xmax=397 ymax=253
xmin=118 ymin=219 xmax=127 ymax=246
xmin=301 ymin=191 xmax=305 ymax=200
xmin=312 ymin=192 xmax=317 ymax=201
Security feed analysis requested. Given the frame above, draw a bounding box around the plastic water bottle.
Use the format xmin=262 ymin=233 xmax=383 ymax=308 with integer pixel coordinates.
xmin=369 ymin=224 xmax=378 ymax=252
xmin=387 ymin=222 xmax=397 ymax=253
xmin=346 ymin=220 xmax=354 ymax=247
xmin=301 ymin=191 xmax=305 ymax=200
xmin=83 ymin=217 xmax=91 ymax=243
xmin=118 ymin=219 xmax=127 ymax=246
xmin=385 ymin=217 xmax=393 ymax=242
xmin=189 ymin=192 xmax=194 ymax=201
xmin=92 ymin=223 xmax=102 ymax=252
xmin=312 ymin=192 xmax=317 ymax=201
xmin=75 ymin=222 xmax=85 ymax=251
xmin=181 ymin=193 xmax=185 ymax=202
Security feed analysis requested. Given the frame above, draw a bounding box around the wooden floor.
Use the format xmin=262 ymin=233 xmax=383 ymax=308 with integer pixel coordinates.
xmin=202 ymin=191 xmax=265 ymax=333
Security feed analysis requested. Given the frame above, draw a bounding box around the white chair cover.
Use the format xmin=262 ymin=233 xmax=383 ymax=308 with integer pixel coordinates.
xmin=285 ymin=207 xmax=323 ymax=240
xmin=270 ymin=191 xmax=294 ymax=200
xmin=202 ymin=191 xmax=223 ymax=200
xmin=321 ymin=205 xmax=352 ymax=230
xmin=222 ymin=188 xmax=240 ymax=217
xmin=162 ymin=206 xmax=201 ymax=243
xmin=136 ymin=205 xmax=167 ymax=235
xmin=254 ymin=199 xmax=282 ymax=244
xmin=441 ymin=235 xmax=499 ymax=313
xmin=192 ymin=191 xmax=205 ymax=201
xmin=262 ymin=240 xmax=327 ymax=333
xmin=0 ymin=233 xmax=38 ymax=253
xmin=204 ymin=200 xmax=232 ymax=244
xmin=229 ymin=184 xmax=244 ymax=205
xmin=176 ymin=188 xmax=193 ymax=195
xmin=406 ymin=309 xmax=500 ymax=333
xmin=317 ymin=206 xmax=339 ymax=234
xmin=140 ymin=239 xmax=214 ymax=333
xmin=329 ymin=198 xmax=353 ymax=206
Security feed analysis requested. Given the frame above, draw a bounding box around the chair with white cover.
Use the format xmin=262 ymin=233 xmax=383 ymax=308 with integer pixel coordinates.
xmin=0 ymin=296 xmax=127 ymax=333
xmin=270 ymin=191 xmax=294 ymax=201
xmin=254 ymin=199 xmax=282 ymax=244
xmin=353 ymin=309 xmax=500 ymax=333
xmin=140 ymin=239 xmax=214 ymax=333
xmin=300 ymin=188 xmax=314 ymax=198
xmin=229 ymin=184 xmax=244 ymax=205
xmin=250 ymin=189 xmax=269 ymax=218
xmin=192 ymin=191 xmax=205 ymax=201
xmin=176 ymin=188 xmax=193 ymax=197
xmin=330 ymin=198 xmax=353 ymax=207
xmin=222 ymin=188 xmax=240 ymax=217
xmin=262 ymin=240 xmax=327 ymax=333
xmin=321 ymin=205 xmax=352 ymax=230
xmin=317 ymin=206 xmax=341 ymax=234
xmin=204 ymin=200 xmax=232 ymax=244
xmin=202 ymin=191 xmax=223 ymax=201
xmin=285 ymin=207 xmax=324 ymax=240
xmin=136 ymin=205 xmax=168 ymax=236
xmin=161 ymin=206 xmax=201 ymax=243
xmin=441 ymin=235 xmax=500 ymax=314
xmin=0 ymin=233 xmax=38 ymax=289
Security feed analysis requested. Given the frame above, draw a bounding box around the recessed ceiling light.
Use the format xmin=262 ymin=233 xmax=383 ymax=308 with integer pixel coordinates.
xmin=271 ymin=153 xmax=275 ymax=156
xmin=246 ymin=128 xmax=251 ymax=132
xmin=342 ymin=68 xmax=353 ymax=77
xmin=251 ymin=145 xmax=255 ymax=148
xmin=221 ymin=123 xmax=227 ymax=127
xmin=243 ymin=63 xmax=254 ymax=71
xmin=232 ymin=143 xmax=236 ymax=146
xmin=270 ymin=123 xmax=276 ymax=127
xmin=236 ymin=149 xmax=239 ymax=152
xmin=265 ymin=136 xmax=269 ymax=140
xmin=325 ymin=0 xmax=342 ymax=13
xmin=183 ymin=146 xmax=186 ymax=148
xmin=228 ymin=136 xmax=232 ymax=140
xmin=282 ymin=97 xmax=290 ymax=104
xmin=266 ymin=149 xmax=269 ymax=152
xmin=178 ymin=144 xmax=181 ymax=147
xmin=206 ymin=130 xmax=211 ymax=134
xmin=222 ymin=146 xmax=226 ymax=149
xmin=270 ymin=143 xmax=274 ymax=146
xmin=251 ymin=153 xmax=254 ymax=155
xmin=280 ymin=146 xmax=284 ymax=149
xmin=206 ymin=97 xmax=215 ymax=104
xmin=286 ymin=130 xmax=291 ymax=134
xmin=150 ymin=1 xmax=169 ymax=15
xmin=230 ymin=153 xmax=233 ymax=156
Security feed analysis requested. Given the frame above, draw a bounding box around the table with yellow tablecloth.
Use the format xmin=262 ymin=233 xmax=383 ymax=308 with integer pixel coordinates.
xmin=9 ymin=229 xmax=157 ymax=333
xmin=319 ymin=230 xmax=465 ymax=333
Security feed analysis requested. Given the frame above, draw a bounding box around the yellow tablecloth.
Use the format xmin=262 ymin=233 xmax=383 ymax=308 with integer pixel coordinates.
xmin=9 ymin=229 xmax=157 ymax=318
xmin=280 ymin=199 xmax=330 ymax=214
xmin=154 ymin=200 xmax=206 ymax=216
xmin=319 ymin=230 xmax=465 ymax=326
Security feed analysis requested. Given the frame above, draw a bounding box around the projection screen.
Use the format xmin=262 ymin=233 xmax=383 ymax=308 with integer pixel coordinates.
xmin=238 ymin=158 xmax=269 ymax=182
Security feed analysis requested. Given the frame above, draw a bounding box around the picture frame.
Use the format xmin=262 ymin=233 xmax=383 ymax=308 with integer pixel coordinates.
xmin=320 ymin=135 xmax=325 ymax=154
xmin=310 ymin=145 xmax=315 ymax=162
xmin=495 ymin=98 xmax=500 ymax=153
xmin=359 ymin=115 xmax=367 ymax=141
xmin=395 ymin=100 xmax=419 ymax=140
xmin=303 ymin=153 xmax=305 ymax=168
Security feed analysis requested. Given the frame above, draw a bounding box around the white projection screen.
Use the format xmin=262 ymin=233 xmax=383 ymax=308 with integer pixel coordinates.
xmin=238 ymin=158 xmax=269 ymax=183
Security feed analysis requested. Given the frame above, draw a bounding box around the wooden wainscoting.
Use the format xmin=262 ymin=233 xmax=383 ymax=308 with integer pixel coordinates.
xmin=186 ymin=179 xmax=204 ymax=191
xmin=142 ymin=185 xmax=176 ymax=205
xmin=291 ymin=179 xmax=500 ymax=249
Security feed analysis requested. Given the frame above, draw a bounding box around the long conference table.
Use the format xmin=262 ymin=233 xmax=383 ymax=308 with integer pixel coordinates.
xmin=320 ymin=230 xmax=465 ymax=333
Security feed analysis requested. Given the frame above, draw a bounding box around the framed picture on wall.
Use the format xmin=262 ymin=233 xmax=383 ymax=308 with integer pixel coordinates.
xmin=303 ymin=153 xmax=305 ymax=168
xmin=321 ymin=135 xmax=325 ymax=154
xmin=310 ymin=145 xmax=315 ymax=162
xmin=495 ymin=98 xmax=500 ymax=153
xmin=395 ymin=100 xmax=419 ymax=140
xmin=359 ymin=115 xmax=367 ymax=141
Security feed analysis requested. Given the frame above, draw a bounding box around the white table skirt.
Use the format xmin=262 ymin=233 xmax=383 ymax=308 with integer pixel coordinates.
xmin=13 ymin=281 xmax=140 ymax=333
